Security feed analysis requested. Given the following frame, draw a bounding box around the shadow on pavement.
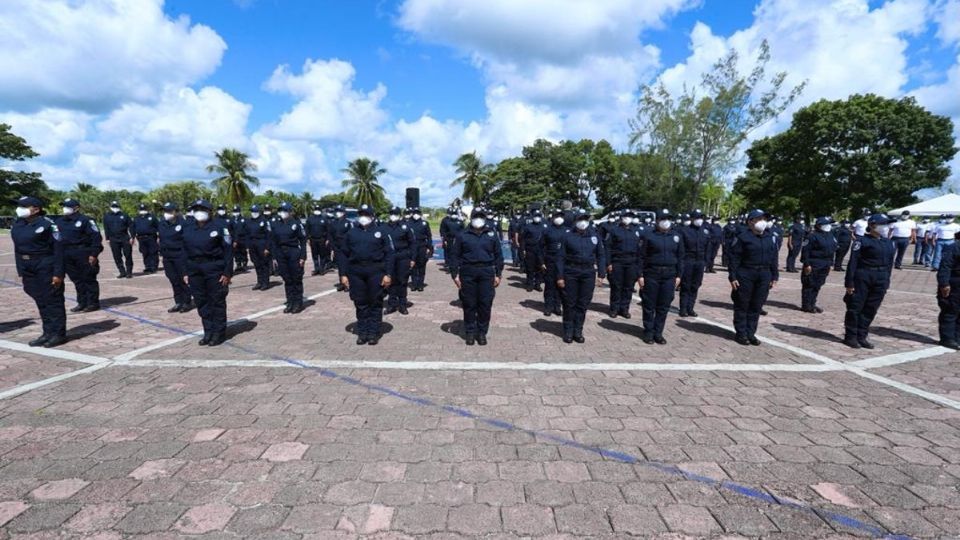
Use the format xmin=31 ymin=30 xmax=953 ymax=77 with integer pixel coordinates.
xmin=675 ymin=319 xmax=735 ymax=340
xmin=529 ymin=319 xmax=563 ymax=337
xmin=68 ymin=319 xmax=121 ymax=340
xmin=598 ymin=318 xmax=645 ymax=339
xmin=700 ymin=299 xmax=734 ymax=310
xmin=871 ymin=326 xmax=938 ymax=345
xmin=226 ymin=319 xmax=258 ymax=339
xmin=100 ymin=296 xmax=138 ymax=308
xmin=772 ymin=323 xmax=840 ymax=343
xmin=0 ymin=318 xmax=35 ymax=333
xmin=344 ymin=322 xmax=394 ymax=335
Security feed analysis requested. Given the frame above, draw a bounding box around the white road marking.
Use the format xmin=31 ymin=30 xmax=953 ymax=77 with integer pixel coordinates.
xmin=0 ymin=339 xmax=109 ymax=365
xmin=119 ymin=358 xmax=840 ymax=372
xmin=851 ymin=346 xmax=954 ymax=369
xmin=850 ymin=367 xmax=960 ymax=410
xmin=0 ymin=362 xmax=113 ymax=400
xmin=112 ymin=287 xmax=339 ymax=361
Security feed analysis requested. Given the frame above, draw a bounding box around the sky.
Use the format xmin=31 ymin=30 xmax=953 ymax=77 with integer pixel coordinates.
xmin=1 ymin=0 xmax=958 ymax=206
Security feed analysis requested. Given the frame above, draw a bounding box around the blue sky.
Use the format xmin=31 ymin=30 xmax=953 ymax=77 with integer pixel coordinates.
xmin=1 ymin=0 xmax=958 ymax=205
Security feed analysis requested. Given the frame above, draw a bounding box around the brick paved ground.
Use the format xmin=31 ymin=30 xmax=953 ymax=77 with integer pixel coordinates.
xmin=1 ymin=235 xmax=959 ymax=538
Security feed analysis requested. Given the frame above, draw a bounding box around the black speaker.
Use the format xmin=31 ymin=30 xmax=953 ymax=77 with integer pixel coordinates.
xmin=405 ymin=188 xmax=420 ymax=209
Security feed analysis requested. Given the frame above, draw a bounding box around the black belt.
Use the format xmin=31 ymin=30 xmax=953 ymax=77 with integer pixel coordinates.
xmin=646 ymin=264 xmax=676 ymax=270
xmin=18 ymin=253 xmax=51 ymax=260
xmin=741 ymin=265 xmax=771 ymax=270
xmin=463 ymin=262 xmax=494 ymax=267
xmin=137 ymin=234 xmax=157 ymax=239
xmin=858 ymin=265 xmax=889 ymax=271
xmin=189 ymin=255 xmax=220 ymax=263
xmin=565 ymin=262 xmax=594 ymax=268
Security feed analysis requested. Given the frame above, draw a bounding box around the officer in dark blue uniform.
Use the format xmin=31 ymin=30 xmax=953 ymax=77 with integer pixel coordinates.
xmin=384 ymin=207 xmax=416 ymax=314
xmin=729 ymin=209 xmax=779 ymax=346
xmin=440 ymin=208 xmax=463 ymax=272
xmin=12 ymin=196 xmax=67 ymax=348
xmin=103 ymin=200 xmax=134 ymax=278
xmin=508 ymin=212 xmax=522 ymax=267
xmin=539 ymin=209 xmax=568 ymax=316
xmin=341 ymin=205 xmax=395 ymax=345
xmin=785 ymin=217 xmax=806 ymax=272
xmin=834 ymin=220 xmax=853 ymax=270
xmin=305 ymin=204 xmax=328 ymax=276
xmin=231 ymin=205 xmax=249 ymax=272
xmin=409 ymin=207 xmax=433 ymax=292
xmin=705 ymin=216 xmax=722 ymax=272
xmin=330 ymin=205 xmax=353 ymax=291
xmin=244 ymin=204 xmax=272 ymax=290
xmin=556 ymin=210 xmax=606 ymax=344
xmin=183 ymin=200 xmax=233 ymax=346
xmin=521 ymin=210 xmax=547 ymax=291
xmin=271 ymin=202 xmax=307 ymax=313
xmin=843 ymin=214 xmax=896 ymax=349
xmin=800 ymin=216 xmax=838 ymax=313
xmin=450 ymin=208 xmax=503 ymax=346
xmin=604 ymin=210 xmax=641 ymax=319
xmin=638 ymin=210 xmax=682 ymax=345
xmin=936 ymin=233 xmax=960 ymax=349
xmin=678 ymin=209 xmax=711 ymax=317
xmin=721 ymin=217 xmax=738 ymax=268
xmin=132 ymin=203 xmax=160 ymax=273
xmin=158 ymin=202 xmax=192 ymax=312
xmin=55 ymin=198 xmax=103 ymax=313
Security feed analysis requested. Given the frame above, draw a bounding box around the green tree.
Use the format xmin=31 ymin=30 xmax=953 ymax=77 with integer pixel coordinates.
xmin=451 ymin=151 xmax=492 ymax=203
xmin=698 ymin=179 xmax=726 ymax=216
xmin=206 ymin=148 xmax=260 ymax=208
xmin=734 ymin=94 xmax=957 ymax=218
xmin=629 ymin=40 xmax=806 ymax=205
xmin=297 ymin=191 xmax=314 ymax=215
xmin=0 ymin=123 xmax=48 ymax=209
xmin=148 ymin=181 xmax=214 ymax=213
xmin=341 ymin=157 xmax=387 ymax=209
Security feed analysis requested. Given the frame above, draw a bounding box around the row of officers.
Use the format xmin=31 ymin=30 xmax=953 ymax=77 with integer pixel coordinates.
xmin=12 ymin=195 xmax=960 ymax=351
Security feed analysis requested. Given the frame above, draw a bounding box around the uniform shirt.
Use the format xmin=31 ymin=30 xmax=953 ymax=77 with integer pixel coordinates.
xmin=770 ymin=224 xmax=785 ymax=249
xmin=853 ymin=218 xmax=869 ymax=237
xmin=340 ymin=223 xmax=396 ymax=276
xmin=556 ymin=229 xmax=606 ymax=278
xmin=541 ymin=223 xmax=568 ymax=259
xmin=55 ymin=213 xmax=103 ymax=256
xmin=407 ymin=219 xmax=432 ymax=249
xmin=845 ymin=234 xmax=895 ymax=287
xmin=383 ymin=221 xmax=416 ymax=257
xmin=244 ymin=215 xmax=272 ymax=242
xmin=605 ymin=224 xmax=642 ymax=265
xmin=728 ymin=230 xmax=779 ymax=281
xmin=132 ymin=213 xmax=159 ymax=237
xmin=440 ymin=216 xmax=462 ymax=239
xmin=638 ymin=228 xmax=683 ymax=278
xmin=936 ymin=222 xmax=960 ymax=240
xmin=678 ymin=223 xmax=710 ymax=261
xmin=834 ymin=226 xmax=853 ymax=247
xmin=800 ymin=231 xmax=838 ymax=267
xmin=328 ymin=218 xmax=353 ymax=251
xmin=270 ymin=218 xmax=307 ymax=260
xmin=305 ymin=214 xmax=327 ymax=241
xmin=12 ymin=215 xmax=64 ymax=278
xmin=936 ymin=243 xmax=960 ymax=287
xmin=449 ymin=226 xmax=504 ymax=278
xmin=182 ymin=219 xmax=233 ymax=277
xmin=521 ymin=221 xmax=548 ymax=251
xmin=890 ymin=219 xmax=916 ymax=239
xmin=158 ymin=216 xmax=187 ymax=255
xmin=232 ymin=216 xmax=248 ymax=241
xmin=102 ymin=211 xmax=132 ymax=241
xmin=789 ymin=223 xmax=806 ymax=242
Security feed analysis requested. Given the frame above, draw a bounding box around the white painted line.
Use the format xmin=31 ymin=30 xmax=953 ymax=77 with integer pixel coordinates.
xmin=119 ymin=358 xmax=841 ymax=372
xmin=112 ymin=287 xmax=339 ymax=361
xmin=850 ymin=367 xmax=960 ymax=411
xmin=0 ymin=339 xmax=109 ymax=365
xmin=851 ymin=346 xmax=954 ymax=369
xmin=0 ymin=362 xmax=113 ymax=400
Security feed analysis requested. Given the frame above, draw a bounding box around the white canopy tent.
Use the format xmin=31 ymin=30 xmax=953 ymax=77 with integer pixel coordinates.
xmin=889 ymin=194 xmax=960 ymax=217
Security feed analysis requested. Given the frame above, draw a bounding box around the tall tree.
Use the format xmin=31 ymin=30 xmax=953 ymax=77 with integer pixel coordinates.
xmin=341 ymin=157 xmax=387 ymax=209
xmin=297 ymin=191 xmax=314 ymax=215
xmin=629 ymin=40 xmax=806 ymax=205
xmin=148 ymin=181 xmax=214 ymax=214
xmin=451 ymin=151 xmax=492 ymax=203
xmin=734 ymin=94 xmax=957 ymax=218
xmin=0 ymin=123 xmax=47 ymax=208
xmin=206 ymin=148 xmax=260 ymax=208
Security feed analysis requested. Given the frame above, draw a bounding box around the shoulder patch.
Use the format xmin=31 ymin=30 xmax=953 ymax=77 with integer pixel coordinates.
xmin=291 ymin=223 xmax=298 ymax=231
xmin=75 ymin=221 xmax=82 ymax=228
xmin=35 ymin=226 xmax=45 ymax=234
xmin=802 ymin=239 xmax=809 ymax=246
xmin=487 ymin=231 xmax=495 ymax=237
xmin=852 ymin=241 xmax=861 ymax=251
xmin=90 ymin=221 xmax=98 ymax=232
xmin=210 ymin=230 xmax=218 ymax=238
xmin=635 ymin=231 xmax=640 ymax=237
xmin=374 ymin=231 xmax=382 ymax=239
xmin=401 ymin=224 xmax=407 ymax=229
xmin=673 ymin=235 xmax=679 ymax=243
xmin=591 ymin=236 xmax=598 ymax=245
xmin=175 ymin=224 xmax=182 ymax=232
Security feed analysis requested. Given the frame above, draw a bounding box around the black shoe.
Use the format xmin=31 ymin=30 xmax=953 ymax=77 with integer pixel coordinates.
xmin=563 ymin=336 xmax=573 ymax=344
xmin=28 ymin=334 xmax=50 ymax=347
xmin=654 ymin=336 xmax=667 ymax=345
xmin=609 ymin=310 xmax=618 ymax=318
xmin=834 ymin=266 xmax=844 ymax=271
xmin=544 ymin=310 xmax=552 ymax=316
xmin=398 ymin=306 xmax=408 ymax=315
xmin=252 ymin=283 xmax=262 ymax=290
xmin=553 ymin=308 xmax=562 ymax=316
xmin=116 ymin=273 xmax=126 ymax=279
xmin=687 ymin=310 xmax=697 ymax=317
xmin=895 ymin=266 xmax=902 ymax=270
xmin=43 ymin=334 xmax=66 ymax=348
xmin=368 ymin=336 xmax=379 ymax=346
xmin=83 ymin=305 xmax=100 ymax=312
xmin=477 ymin=335 xmax=487 ymax=346
xmin=843 ymin=337 xmax=861 ymax=349
xmin=356 ymin=336 xmax=368 ymax=345
xmin=678 ymin=310 xmax=689 ymax=317
xmin=179 ymin=303 xmax=194 ymax=313
xmin=760 ymin=309 xmax=768 ymax=316
xmin=207 ymin=333 xmax=225 ymax=346
xmin=526 ymin=286 xmax=533 ymax=292
xmin=384 ymin=306 xmax=397 ymax=315
xmin=573 ymin=335 xmax=585 ymax=344
xmin=125 ymin=273 xmax=133 ymax=279
xmin=312 ymin=270 xmax=321 ymax=276
xmin=620 ymin=312 xmax=631 ymax=319
xmin=70 ymin=305 xmax=86 ymax=313
xmin=800 ymin=306 xmax=814 ymax=313
xmin=642 ymin=336 xmax=655 ymax=345
xmin=198 ymin=334 xmax=211 ymax=346
xmin=336 ymin=284 xmax=345 ymax=291
xmin=534 ymin=285 xmax=542 ymax=292
xmin=940 ymin=340 xmax=960 ymax=350
xmin=291 ymin=303 xmax=304 ymax=314
xmin=813 ymin=307 xmax=823 ymax=313
xmin=735 ymin=335 xmax=751 ymax=346
xmin=283 ymin=304 xmax=292 ymax=314
xmin=167 ymin=304 xmax=181 ymax=313
xmin=858 ymin=339 xmax=875 ymax=350
xmin=748 ymin=336 xmax=761 ymax=346
xmin=465 ymin=335 xmax=475 ymax=346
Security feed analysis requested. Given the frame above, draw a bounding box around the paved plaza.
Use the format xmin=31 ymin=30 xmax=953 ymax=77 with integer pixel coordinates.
xmin=1 ymin=234 xmax=959 ymax=539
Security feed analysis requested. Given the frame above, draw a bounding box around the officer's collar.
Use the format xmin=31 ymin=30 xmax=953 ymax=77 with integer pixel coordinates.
xmin=468 ymin=226 xmax=488 ymax=234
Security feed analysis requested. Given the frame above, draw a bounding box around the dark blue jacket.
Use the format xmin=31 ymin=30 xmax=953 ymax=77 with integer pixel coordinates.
xmin=270 ymin=218 xmax=307 ymax=260
xmin=305 ymin=215 xmax=328 ymax=240
xmin=12 ymin=215 xmax=64 ymax=278
xmin=521 ymin=222 xmax=548 ymax=251
xmin=132 ymin=214 xmax=159 ymax=237
xmin=232 ymin=216 xmax=248 ymax=241
xmin=678 ymin=224 xmax=710 ymax=261
xmin=937 ymin=243 xmax=960 ymax=287
xmin=384 ymin=221 xmax=416 ymax=258
xmin=244 ymin=216 xmax=272 ymax=243
xmin=341 ymin=224 xmax=396 ymax=276
xmin=639 ymin=228 xmax=683 ymax=278
xmin=556 ymin=229 xmax=606 ymax=278
xmin=801 ymin=231 xmax=838 ymax=267
xmin=183 ymin=219 xmax=233 ymax=277
xmin=103 ymin=211 xmax=132 ymax=241
xmin=845 ymin=235 xmax=895 ymax=288
xmin=408 ymin=219 xmax=432 ymax=249
xmin=329 ymin=218 xmax=353 ymax=251
xmin=729 ymin=230 xmax=780 ymax=281
xmin=541 ymin=223 xmax=568 ymax=260
xmin=158 ymin=216 xmax=187 ymax=256
xmin=449 ymin=226 xmax=504 ymax=277
xmin=54 ymin=213 xmax=103 ymax=257
xmin=604 ymin=225 xmax=642 ymax=265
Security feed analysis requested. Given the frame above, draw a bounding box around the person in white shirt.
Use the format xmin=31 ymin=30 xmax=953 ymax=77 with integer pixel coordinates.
xmin=914 ymin=218 xmax=930 ymax=265
xmin=932 ymin=214 xmax=960 ymax=270
xmin=888 ymin=211 xmax=917 ymax=269
xmin=852 ymin=209 xmax=870 ymax=238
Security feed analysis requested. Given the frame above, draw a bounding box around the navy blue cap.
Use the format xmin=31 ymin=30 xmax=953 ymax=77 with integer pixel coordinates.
xmin=249 ymin=204 xmax=261 ymax=212
xmin=109 ymin=200 xmax=120 ymax=207
xmin=815 ymin=216 xmax=834 ymax=226
xmin=867 ymin=214 xmax=895 ymax=225
xmin=690 ymin=209 xmax=704 ymax=218
xmin=138 ymin=203 xmax=148 ymax=210
xmin=217 ymin=204 xmax=226 ymax=210
xmin=575 ymin=210 xmax=591 ymax=220
xmin=552 ymin=209 xmax=564 ymax=217
xmin=232 ymin=205 xmax=241 ymax=212
xmin=410 ymin=207 xmax=421 ymax=213
xmin=61 ymin=198 xmax=80 ymax=208
xmin=358 ymin=204 xmax=374 ymax=216
xmin=334 ymin=205 xmax=345 ymax=212
xmin=279 ymin=202 xmax=294 ymax=212
xmin=657 ymin=208 xmax=673 ymax=220
xmin=162 ymin=202 xmax=179 ymax=211
xmin=262 ymin=203 xmax=273 ymax=210
xmin=746 ymin=209 xmax=770 ymax=221
xmin=390 ymin=206 xmax=403 ymax=215
xmin=13 ymin=195 xmax=43 ymax=207
xmin=189 ymin=199 xmax=213 ymax=211
xmin=621 ymin=209 xmax=636 ymax=218
xmin=470 ymin=208 xmax=487 ymax=219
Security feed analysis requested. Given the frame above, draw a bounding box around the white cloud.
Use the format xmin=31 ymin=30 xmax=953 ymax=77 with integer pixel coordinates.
xmin=934 ymin=0 xmax=960 ymax=46
xmin=0 ymin=0 xmax=226 ymax=113
xmin=2 ymin=109 xmax=92 ymax=161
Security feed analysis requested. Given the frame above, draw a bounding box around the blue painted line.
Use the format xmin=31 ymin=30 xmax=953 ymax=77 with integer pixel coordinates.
xmin=0 ymin=277 xmax=909 ymax=539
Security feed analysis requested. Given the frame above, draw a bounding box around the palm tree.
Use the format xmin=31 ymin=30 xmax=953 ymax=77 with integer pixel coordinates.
xmin=206 ymin=148 xmax=260 ymax=208
xmin=451 ymin=151 xmax=491 ymax=203
xmin=341 ymin=157 xmax=387 ymax=208
xmin=297 ymin=191 xmax=314 ymax=215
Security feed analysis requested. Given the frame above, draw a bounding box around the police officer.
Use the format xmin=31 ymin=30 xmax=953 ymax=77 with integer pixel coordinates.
xmin=244 ymin=204 xmax=272 ymax=290
xmin=183 ymin=200 xmax=233 ymax=346
xmin=721 ymin=217 xmax=738 ymax=268
xmin=329 ymin=205 xmax=353 ymax=291
xmin=450 ymin=208 xmax=503 ymax=346
xmin=678 ymin=209 xmax=710 ymax=317
xmin=270 ymin=202 xmax=307 ymax=313
xmin=440 ymin=207 xmax=463 ymax=272
xmin=729 ymin=209 xmax=779 ymax=346
xmin=12 ymin=196 xmax=67 ymax=348
xmin=638 ymin=210 xmax=682 ymax=345
xmin=132 ymin=203 xmax=160 ymax=273
xmin=604 ymin=210 xmax=641 ymax=318
xmin=158 ymin=202 xmax=192 ymax=312
xmin=231 ymin=205 xmax=249 ymax=272
xmin=706 ymin=216 xmax=723 ymax=273
xmin=521 ymin=210 xmax=547 ymax=291
xmin=785 ymin=217 xmax=805 ymax=272
xmin=508 ymin=211 xmax=522 ymax=267
xmin=340 ymin=205 xmax=395 ymax=345
xmin=540 ymin=209 xmax=568 ymax=316
xmin=936 ymin=233 xmax=960 ymax=349
xmin=556 ymin=210 xmax=605 ymax=343
xmin=384 ymin=207 xmax=416 ymax=314
xmin=103 ymin=200 xmax=134 ymax=278
xmin=834 ymin=220 xmax=853 ymax=271
xmin=306 ymin=204 xmax=329 ymax=276
xmin=800 ymin=216 xmax=838 ymax=313
xmin=843 ymin=214 xmax=896 ymax=349
xmin=408 ymin=207 xmax=433 ymax=291
xmin=56 ymin=198 xmax=103 ymax=313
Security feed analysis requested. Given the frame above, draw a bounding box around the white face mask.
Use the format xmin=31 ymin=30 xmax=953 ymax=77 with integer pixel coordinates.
xmin=313 ymin=210 xmax=322 ymax=216
xmin=800 ymin=220 xmax=805 ymax=225
xmin=217 ymin=210 xmax=226 ymax=216
xmin=693 ymin=218 xmax=703 ymax=227
xmin=470 ymin=218 xmax=485 ymax=229
xmin=138 ymin=211 xmax=148 ymax=216
xmin=62 ymin=207 xmax=75 ymax=216
xmin=658 ymin=220 xmax=671 ymax=230
xmin=413 ymin=214 xmax=422 ymax=220
xmin=753 ymin=219 xmax=768 ymax=232
xmin=575 ymin=220 xmax=589 ymax=231
xmin=533 ymin=216 xmax=542 ymax=223
xmin=232 ymin=212 xmax=240 ymax=217
xmin=194 ymin=211 xmax=210 ymax=222
xmin=820 ymin=225 xmax=832 ymax=233
xmin=389 ymin=215 xmax=401 ymax=222
xmin=358 ymin=216 xmax=373 ymax=227
xmin=15 ymin=207 xmax=32 ymax=218
xmin=621 ymin=217 xmax=633 ymax=225
xmin=876 ymin=225 xmax=890 ymax=237
xmin=164 ymin=212 xmax=175 ymax=221
xmin=186 ymin=210 xmax=195 ymax=217
xmin=264 ymin=210 xmax=272 ymax=216
xmin=633 ymin=218 xmax=641 ymax=225
xmin=279 ymin=211 xmax=290 ymax=220
xmin=644 ymin=218 xmax=652 ymax=224
xmin=251 ymin=212 xmax=260 ymax=218
xmin=552 ymin=217 xmax=564 ymax=226
xmin=335 ymin=212 xmax=345 ymax=218
xmin=682 ymin=220 xmax=691 ymax=226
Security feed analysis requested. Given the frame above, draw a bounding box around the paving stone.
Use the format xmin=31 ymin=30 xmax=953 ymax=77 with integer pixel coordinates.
xmin=226 ymin=504 xmax=290 ymax=533
xmin=447 ymin=503 xmax=501 ymax=534
xmin=29 ymin=478 xmax=89 ymax=501
xmin=115 ymin=502 xmax=185 ymax=533
xmin=609 ymin=504 xmax=668 ymax=534
xmin=281 ymin=503 xmax=341 ymax=533
xmin=174 ymin=502 xmax=236 ymax=534
xmin=501 ymin=504 xmax=556 ymax=535
xmin=658 ymin=504 xmax=722 ymax=534
xmin=64 ymin=503 xmax=131 ymax=532
xmin=554 ymin=503 xmax=612 ymax=535
xmin=393 ymin=504 xmax=448 ymax=534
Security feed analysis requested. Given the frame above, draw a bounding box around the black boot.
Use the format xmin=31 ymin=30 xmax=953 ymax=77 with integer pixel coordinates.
xmin=28 ymin=334 xmax=50 ymax=347
xmin=44 ymin=334 xmax=67 ymax=348
xmin=167 ymin=304 xmax=181 ymax=313
xmin=207 ymin=333 xmax=226 ymax=346
xmin=465 ymin=335 xmax=475 ymax=346
xmin=198 ymin=334 xmax=211 ymax=346
xmin=477 ymin=335 xmax=487 ymax=346
xmin=70 ymin=305 xmax=86 ymax=313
